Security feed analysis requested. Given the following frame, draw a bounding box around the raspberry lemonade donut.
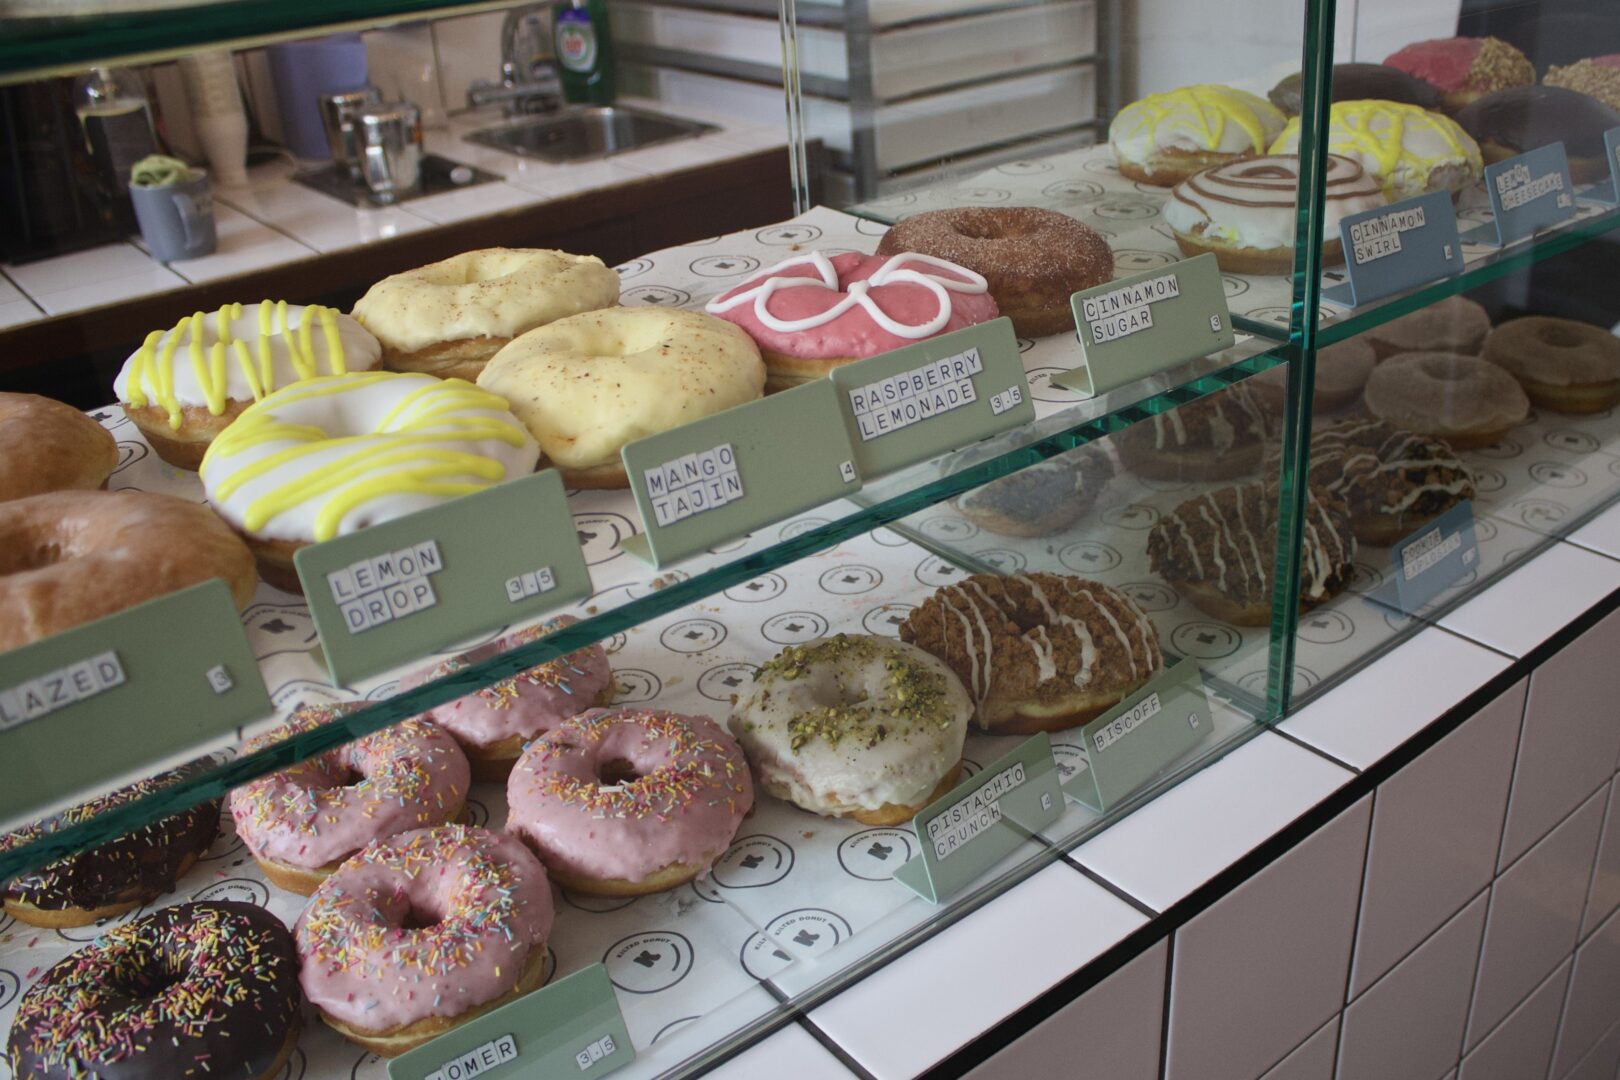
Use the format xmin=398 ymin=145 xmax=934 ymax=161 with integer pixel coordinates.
xmin=506 ymin=707 xmax=753 ymax=896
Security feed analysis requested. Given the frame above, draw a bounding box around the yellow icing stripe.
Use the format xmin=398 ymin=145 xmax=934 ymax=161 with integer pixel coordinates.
xmin=313 ymin=478 xmax=492 ymax=540
xmin=1270 ymin=102 xmax=1480 ymax=197
xmin=212 ymin=426 xmax=523 ymax=501
xmin=1117 ymin=84 xmax=1280 ymax=153
xmin=244 ymin=448 xmax=505 ymax=534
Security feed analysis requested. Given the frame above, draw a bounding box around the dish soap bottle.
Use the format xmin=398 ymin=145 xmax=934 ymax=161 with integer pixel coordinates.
xmin=72 ymin=67 xmax=158 ymax=229
xmin=554 ymin=0 xmax=615 ymax=105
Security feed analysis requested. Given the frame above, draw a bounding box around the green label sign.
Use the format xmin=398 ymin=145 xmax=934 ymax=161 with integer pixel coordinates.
xmin=828 ymin=317 xmax=1035 ymax=479
xmin=1056 ymin=252 xmax=1235 ymax=397
xmin=0 ymin=579 xmax=270 ymax=829
xmin=894 ymin=733 xmax=1063 ymax=904
xmin=296 ymin=469 xmax=592 ymax=687
xmin=620 ymin=379 xmax=863 ymax=567
xmin=388 ymin=964 xmax=633 ymax=1080
xmin=1063 ymin=659 xmax=1212 ymax=812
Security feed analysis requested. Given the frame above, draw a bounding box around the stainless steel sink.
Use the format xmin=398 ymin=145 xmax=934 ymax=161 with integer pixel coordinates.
xmin=464 ymin=106 xmax=719 ymax=163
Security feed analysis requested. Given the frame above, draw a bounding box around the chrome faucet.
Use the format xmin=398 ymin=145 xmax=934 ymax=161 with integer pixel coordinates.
xmin=466 ymin=5 xmax=562 ymax=115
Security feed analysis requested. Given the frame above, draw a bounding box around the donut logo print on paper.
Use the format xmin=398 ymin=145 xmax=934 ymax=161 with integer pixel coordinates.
xmin=861 ymin=602 xmax=916 ymax=636
xmin=1468 ymin=466 xmax=1506 ymax=495
xmin=269 ymin=679 xmax=347 ymax=712
xmin=918 ymin=516 xmax=978 ymax=542
xmin=997 ymin=160 xmax=1054 ymax=175
xmin=114 ymin=440 xmax=149 ymax=473
xmin=1514 ymin=499 xmax=1568 ymax=529
xmin=200 ymin=823 xmax=247 ymax=863
xmin=0 ymin=968 xmax=18 ymax=1011
xmin=711 ymin=834 xmax=795 ymax=889
xmin=761 ymin=611 xmax=829 ymax=645
xmin=1471 ymin=436 xmax=1523 ymax=459
xmin=244 ymin=602 xmax=318 ymax=660
xmin=819 ymin=565 xmax=882 ymax=594
xmin=463 ymin=799 xmax=491 ymax=828
xmin=615 ymin=258 xmax=654 ymax=279
xmin=349 ymin=1050 xmax=384 ymax=1079
xmin=739 ymin=929 xmax=796 ymax=980
xmin=1239 ymin=666 xmax=1318 ymax=696
xmin=1104 ymin=504 xmax=1161 ymax=530
xmin=660 ymin=618 xmax=727 ymax=654
xmin=270 ymin=1047 xmax=307 ymax=1080
xmin=1027 ymin=367 xmax=1085 ymax=404
xmin=1051 ymin=742 xmax=1087 ymax=784
xmin=914 ymin=554 xmax=968 ymax=588
xmin=1221 ymin=275 xmax=1250 ymax=299
xmin=697 ymin=662 xmax=759 ymax=702
xmin=756 ymin=224 xmax=824 ymax=245
xmin=1119 ymin=582 xmax=1178 ymax=612
xmin=1530 ymin=462 xmax=1587 ymax=489
xmin=766 ymin=908 xmax=852 ymax=958
xmin=954 ymin=188 xmax=1012 ymax=204
xmin=978 ymin=549 xmax=1028 ymax=573
xmin=573 ymin=511 xmax=636 ymax=566
xmin=562 ymin=888 xmax=637 ymax=913
xmin=192 ymin=878 xmax=272 ymax=907
xmin=610 ymin=669 xmax=662 ymax=703
xmin=1170 ymin=622 xmax=1242 ymax=660
xmin=1297 ymin=609 xmax=1355 ymax=645
xmin=1349 ymin=562 xmax=1385 ymax=592
xmin=622 ymin=284 xmax=693 ymax=307
xmin=1042 ymin=178 xmax=1104 ymax=200
xmin=780 ymin=517 xmax=830 ymax=540
xmin=725 ymin=573 xmax=788 ymax=603
xmin=605 ymin=931 xmax=695 ymax=994
xmin=653 ymin=1016 xmax=701 ymax=1044
xmin=837 ymin=828 xmax=916 ymax=880
xmin=854 ymin=216 xmax=890 ymax=236
xmin=1058 ymin=540 xmax=1122 ymax=574
xmin=1113 ymin=249 xmax=1176 ymax=273
xmin=1092 ymin=197 xmax=1159 ymax=221
xmin=1545 ymin=429 xmax=1600 ymax=454
xmin=689 ymin=255 xmax=760 ymax=278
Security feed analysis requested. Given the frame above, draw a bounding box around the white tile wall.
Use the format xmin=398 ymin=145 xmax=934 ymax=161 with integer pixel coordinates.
xmin=1584 ymin=780 xmax=1620 ymax=939
xmin=1468 ymin=786 xmax=1608 ymax=1050
xmin=1553 ymin=906 xmax=1620 ymax=1078
xmin=1439 ymin=543 xmax=1620 ymax=658
xmin=962 ymin=940 xmax=1167 ymax=1080
xmin=214 ymin=181 xmax=434 ymax=253
xmin=1164 ymin=797 xmax=1371 ymax=1080
xmin=1349 ymin=679 xmax=1526 ymax=996
xmin=1456 ymin=958 xmax=1570 ymax=1080
xmin=431 ymin=10 xmax=506 ymax=114
xmin=702 ymin=1023 xmax=854 ymax=1080
xmin=364 ymin=23 xmax=448 ymax=125
xmin=0 ymin=299 xmax=43 ymax=330
xmin=150 ymin=203 xmax=316 ymax=284
xmin=1499 ymin=607 xmax=1620 ymax=869
xmin=1567 ymin=501 xmax=1620 ymax=563
xmin=1337 ymin=892 xmax=1489 ymax=1080
xmin=1260 ymin=1019 xmax=1339 ymax=1080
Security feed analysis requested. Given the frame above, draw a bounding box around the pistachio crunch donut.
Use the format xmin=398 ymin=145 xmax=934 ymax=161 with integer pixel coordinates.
xmin=229 ymin=704 xmax=471 ymax=895
xmin=0 ymin=392 xmax=118 ymax=501
xmin=729 ymin=635 xmax=971 ymax=826
xmin=7 ymin=902 xmax=301 ymax=1080
xmin=1482 ymin=316 xmax=1620 ymax=414
xmin=353 ymin=248 xmax=621 ymax=381
xmin=297 ymin=825 xmax=553 ymax=1057
xmin=478 ymin=306 xmax=765 ymax=488
xmin=875 ymin=207 xmax=1112 ymax=337
xmin=1365 ymin=351 xmax=1528 ymax=448
xmin=900 ymin=572 xmax=1164 ymax=734
xmin=0 ymin=489 xmax=257 ymax=651
xmin=506 ymin=707 xmax=754 ymax=896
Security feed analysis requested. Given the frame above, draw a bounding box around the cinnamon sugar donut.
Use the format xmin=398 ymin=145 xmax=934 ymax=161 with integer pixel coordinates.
xmin=1115 ymin=381 xmax=1274 ymax=482
xmin=874 ymin=208 xmax=1113 ymax=337
xmin=0 ymin=393 xmax=118 ymax=501
xmin=1482 ymin=316 xmax=1620 ymax=414
xmin=899 ymin=572 xmax=1164 ymax=734
xmin=1365 ymin=351 xmax=1528 ymax=448
xmin=1362 ymin=295 xmax=1491 ymax=359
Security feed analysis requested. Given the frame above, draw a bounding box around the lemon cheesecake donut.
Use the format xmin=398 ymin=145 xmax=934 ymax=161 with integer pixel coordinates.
xmin=1110 ymin=84 xmax=1288 ymax=187
xmin=477 ymin=306 xmax=765 ymax=488
xmin=352 ymin=248 xmax=621 ymax=382
xmin=200 ymin=371 xmax=538 ymax=592
xmin=1270 ymin=100 xmax=1482 ymax=200
xmin=115 ymin=301 xmax=382 ymax=469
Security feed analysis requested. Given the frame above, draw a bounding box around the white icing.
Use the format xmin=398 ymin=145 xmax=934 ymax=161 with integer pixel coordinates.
xmin=1162 ymin=154 xmax=1386 ymax=251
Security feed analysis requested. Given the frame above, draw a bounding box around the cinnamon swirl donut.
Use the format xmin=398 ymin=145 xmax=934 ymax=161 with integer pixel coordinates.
xmin=899 ymin=572 xmax=1163 ymax=734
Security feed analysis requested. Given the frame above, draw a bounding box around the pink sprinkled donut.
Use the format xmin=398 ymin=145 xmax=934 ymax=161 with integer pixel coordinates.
xmin=506 ymin=707 xmax=753 ymax=896
xmin=229 ymin=703 xmax=470 ymax=895
xmin=401 ymin=614 xmax=615 ymax=781
xmin=295 ymin=824 xmax=553 ymax=1057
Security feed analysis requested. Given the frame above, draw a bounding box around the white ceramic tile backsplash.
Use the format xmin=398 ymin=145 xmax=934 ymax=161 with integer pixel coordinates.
xmin=4 ymin=242 xmax=169 ymax=296
xmin=1439 ymin=543 xmax=1620 ymax=658
xmin=1349 ymin=679 xmax=1525 ymax=997
xmin=1457 ymin=958 xmax=1570 ymax=1080
xmin=1260 ymin=1019 xmax=1339 ymax=1080
xmin=0 ymin=299 xmax=42 ymax=330
xmin=29 ymin=266 xmax=190 ymax=316
xmin=1567 ymin=501 xmax=1620 ymax=563
xmin=214 ymin=180 xmax=434 ymax=253
xmin=1499 ymin=606 xmax=1620 ymax=869
xmin=1468 ymin=786 xmax=1608 ymax=1050
xmin=1164 ymin=797 xmax=1371 ymax=1080
xmin=397 ymin=179 xmax=546 ymax=224
xmin=155 ymin=203 xmax=316 ymax=284
xmin=365 ymin=23 xmax=448 ymax=125
xmin=1337 ymin=892 xmax=1490 ymax=1080
xmin=701 ymin=1023 xmax=855 ymax=1080
xmin=1553 ymin=906 xmax=1620 ymax=1078
xmin=431 ymin=10 xmax=507 ymax=114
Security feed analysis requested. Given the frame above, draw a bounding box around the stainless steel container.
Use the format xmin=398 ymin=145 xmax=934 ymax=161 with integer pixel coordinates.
xmin=355 ymin=100 xmax=423 ymax=203
xmin=317 ymin=87 xmax=380 ymax=178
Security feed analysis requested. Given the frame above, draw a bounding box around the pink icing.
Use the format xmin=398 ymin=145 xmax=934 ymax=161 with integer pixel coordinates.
xmin=706 ymin=251 xmax=999 ymax=360
xmin=295 ymin=825 xmax=552 ymax=1032
xmin=400 ymin=615 xmax=614 ymax=749
xmin=1385 ymin=38 xmax=1484 ymax=92
xmin=505 ymin=707 xmax=753 ymax=885
xmin=229 ymin=705 xmax=470 ymax=868
xmin=1595 ymin=55 xmax=1620 ymax=69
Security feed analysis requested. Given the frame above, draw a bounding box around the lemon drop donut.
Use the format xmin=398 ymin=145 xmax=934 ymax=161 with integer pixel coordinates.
xmin=478 ymin=306 xmax=764 ymax=488
xmin=200 ymin=371 xmax=538 ymax=592
xmin=352 ymin=248 xmax=621 ymax=381
xmin=115 ymin=301 xmax=382 ymax=469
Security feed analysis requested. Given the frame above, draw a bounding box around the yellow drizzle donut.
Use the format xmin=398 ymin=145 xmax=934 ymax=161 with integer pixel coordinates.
xmin=114 ymin=301 xmax=381 ymax=469
xmin=1110 ymin=85 xmax=1287 ymax=187
xmin=1270 ymin=100 xmax=1482 ymax=200
xmin=200 ymin=371 xmax=538 ymax=592
xmin=352 ymin=248 xmax=621 ymax=381
xmin=477 ymin=307 xmax=765 ymax=489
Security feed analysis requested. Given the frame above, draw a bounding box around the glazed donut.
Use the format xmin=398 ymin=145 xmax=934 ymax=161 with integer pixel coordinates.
xmin=1148 ymin=483 xmax=1356 ymax=625
xmin=0 ymin=392 xmax=118 ymax=501
xmin=1253 ymin=336 xmax=1376 ymax=413
xmin=114 ymin=301 xmax=382 ymax=469
xmin=200 ymin=371 xmax=538 ymax=592
xmin=1384 ymin=36 xmax=1535 ymax=112
xmin=1365 ymin=351 xmax=1529 ymax=448
xmin=7 ymin=902 xmax=301 ymax=1080
xmin=703 ymin=251 xmax=999 ymax=391
xmin=1457 ymin=87 xmax=1620 ymax=184
xmin=1362 ymin=295 xmax=1491 ymax=359
xmin=1165 ymin=154 xmax=1386 ymax=275
xmin=1483 ymin=316 xmax=1620 ymax=414
xmin=728 ymin=635 xmax=971 ymax=825
xmin=954 ymin=443 xmax=1115 ymax=537
xmin=229 ymin=704 xmax=471 ymax=895
xmin=1545 ymin=58 xmax=1620 ymax=113
xmin=1270 ymin=101 xmax=1482 ymax=200
xmin=400 ymin=614 xmax=616 ymax=781
xmin=1299 ymin=418 xmax=1475 ymax=546
xmin=874 ymin=207 xmax=1112 ymax=337
xmin=1109 ymin=85 xmax=1287 ymax=187
xmin=1115 ymin=381 xmax=1274 ymax=482
xmin=1268 ymin=63 xmax=1442 ymax=116
xmin=899 ymin=572 xmax=1164 ymax=733
xmin=352 ymin=248 xmax=621 ymax=382
xmin=1 ymin=765 xmax=219 ymax=928
xmin=297 ymin=825 xmax=552 ymax=1057
xmin=0 ymin=490 xmax=256 ymax=651
xmin=477 ymin=307 xmax=764 ymax=487
xmin=506 ymin=707 xmax=753 ymax=896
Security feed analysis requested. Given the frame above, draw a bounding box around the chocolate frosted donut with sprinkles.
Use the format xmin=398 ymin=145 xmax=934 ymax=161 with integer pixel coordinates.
xmin=295 ymin=824 xmax=552 ymax=1057
xmin=506 ymin=707 xmax=753 ymax=896
xmin=7 ymin=901 xmax=301 ymax=1080
xmin=899 ymin=572 xmax=1163 ymax=734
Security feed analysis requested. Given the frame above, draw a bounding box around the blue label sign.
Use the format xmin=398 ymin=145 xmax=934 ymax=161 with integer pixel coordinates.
xmin=1391 ymin=500 xmax=1479 ymax=615
xmin=1324 ymin=191 xmax=1464 ymax=307
xmin=1588 ymin=127 xmax=1620 ymax=205
xmin=1469 ymin=143 xmax=1577 ymax=246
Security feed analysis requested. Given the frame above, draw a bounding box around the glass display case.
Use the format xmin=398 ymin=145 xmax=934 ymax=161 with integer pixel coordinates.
xmin=2 ymin=0 xmax=1618 ymax=1075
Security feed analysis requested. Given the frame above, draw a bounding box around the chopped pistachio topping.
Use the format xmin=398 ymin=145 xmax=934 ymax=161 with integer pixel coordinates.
xmin=761 ymin=635 xmax=956 ymax=752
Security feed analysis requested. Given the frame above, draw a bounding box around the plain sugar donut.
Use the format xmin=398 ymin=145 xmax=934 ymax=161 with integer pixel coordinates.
xmin=0 ymin=392 xmax=118 ymax=501
xmin=1365 ymin=351 xmax=1528 ymax=448
xmin=1482 ymin=316 xmax=1620 ymax=413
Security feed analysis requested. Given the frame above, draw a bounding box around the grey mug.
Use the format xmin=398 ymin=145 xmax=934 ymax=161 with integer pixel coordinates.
xmin=129 ymin=172 xmax=217 ymax=262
